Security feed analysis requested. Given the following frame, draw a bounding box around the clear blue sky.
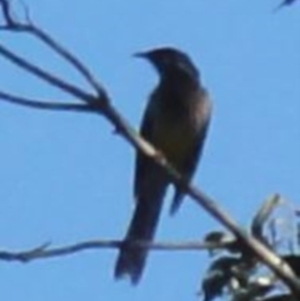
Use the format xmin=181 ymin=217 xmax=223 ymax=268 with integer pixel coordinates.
xmin=0 ymin=0 xmax=299 ymax=300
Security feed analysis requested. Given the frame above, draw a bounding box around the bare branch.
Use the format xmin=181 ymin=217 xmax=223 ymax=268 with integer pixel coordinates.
xmin=0 ymin=1 xmax=299 ymax=296
xmin=0 ymin=44 xmax=95 ymax=103
xmin=25 ymin=26 xmax=106 ymax=97
xmin=0 ymin=239 xmax=225 ymax=263
xmin=251 ymin=194 xmax=282 ymax=240
xmin=0 ymin=0 xmax=14 ymax=25
xmin=0 ymin=90 xmax=95 ymax=112
xmin=0 ymin=0 xmax=106 ymax=95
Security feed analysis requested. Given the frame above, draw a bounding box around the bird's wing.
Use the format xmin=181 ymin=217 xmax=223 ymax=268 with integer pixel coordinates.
xmin=171 ymin=91 xmax=212 ymax=214
xmin=184 ymin=93 xmax=212 ymax=179
xmin=134 ymin=95 xmax=158 ymax=201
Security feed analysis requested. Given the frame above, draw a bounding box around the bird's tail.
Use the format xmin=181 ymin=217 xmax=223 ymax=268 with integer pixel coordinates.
xmin=114 ymin=180 xmax=166 ymax=284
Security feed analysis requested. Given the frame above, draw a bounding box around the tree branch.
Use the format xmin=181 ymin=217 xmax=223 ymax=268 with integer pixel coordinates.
xmin=0 ymin=239 xmax=225 ymax=263
xmin=0 ymin=0 xmax=299 ymax=296
xmin=0 ymin=90 xmax=94 ymax=112
xmin=0 ymin=43 xmax=95 ymax=103
xmin=0 ymin=19 xmax=106 ymax=96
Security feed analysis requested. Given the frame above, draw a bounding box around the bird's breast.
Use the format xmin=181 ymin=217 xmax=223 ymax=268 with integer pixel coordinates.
xmin=152 ymin=108 xmax=198 ymax=169
xmin=147 ymin=86 xmax=211 ymax=171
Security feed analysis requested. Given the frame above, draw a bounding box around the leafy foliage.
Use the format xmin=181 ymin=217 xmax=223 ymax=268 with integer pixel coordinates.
xmin=200 ymin=196 xmax=300 ymax=301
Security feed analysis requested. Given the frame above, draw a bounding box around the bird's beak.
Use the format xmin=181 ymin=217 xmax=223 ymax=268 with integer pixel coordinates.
xmin=133 ymin=51 xmax=148 ymax=59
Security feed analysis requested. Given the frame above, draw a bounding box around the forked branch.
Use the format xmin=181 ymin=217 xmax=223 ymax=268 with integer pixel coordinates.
xmin=0 ymin=0 xmax=299 ymax=296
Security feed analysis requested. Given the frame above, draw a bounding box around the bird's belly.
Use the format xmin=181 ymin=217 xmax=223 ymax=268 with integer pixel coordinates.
xmin=153 ymin=118 xmax=196 ymax=169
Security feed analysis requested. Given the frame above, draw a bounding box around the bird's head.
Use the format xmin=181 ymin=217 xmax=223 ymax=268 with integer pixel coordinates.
xmin=134 ymin=47 xmax=199 ymax=81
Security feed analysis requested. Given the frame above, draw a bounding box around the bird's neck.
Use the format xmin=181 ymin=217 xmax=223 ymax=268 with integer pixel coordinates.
xmin=161 ymin=70 xmax=200 ymax=90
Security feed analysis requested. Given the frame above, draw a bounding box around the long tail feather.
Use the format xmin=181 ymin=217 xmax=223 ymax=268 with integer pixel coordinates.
xmin=115 ymin=177 xmax=166 ymax=284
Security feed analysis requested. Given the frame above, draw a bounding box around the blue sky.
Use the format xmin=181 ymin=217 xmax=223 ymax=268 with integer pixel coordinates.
xmin=0 ymin=0 xmax=299 ymax=300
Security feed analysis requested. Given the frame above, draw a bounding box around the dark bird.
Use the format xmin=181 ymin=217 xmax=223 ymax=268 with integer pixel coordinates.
xmin=115 ymin=47 xmax=212 ymax=284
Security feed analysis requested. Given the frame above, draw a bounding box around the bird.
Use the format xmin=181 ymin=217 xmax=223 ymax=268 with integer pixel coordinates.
xmin=114 ymin=46 xmax=212 ymax=284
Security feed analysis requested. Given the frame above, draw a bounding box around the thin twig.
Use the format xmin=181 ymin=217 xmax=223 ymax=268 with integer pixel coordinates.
xmin=0 ymin=0 xmax=13 ymax=25
xmin=0 ymin=1 xmax=300 ymax=296
xmin=26 ymin=26 xmax=107 ymax=97
xmin=0 ymin=0 xmax=105 ymax=96
xmin=0 ymin=44 xmax=95 ymax=103
xmin=0 ymin=90 xmax=95 ymax=112
xmin=0 ymin=239 xmax=225 ymax=263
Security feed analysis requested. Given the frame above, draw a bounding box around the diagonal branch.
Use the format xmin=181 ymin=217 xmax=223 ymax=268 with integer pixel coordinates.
xmin=0 ymin=0 xmax=13 ymax=25
xmin=0 ymin=90 xmax=95 ymax=112
xmin=0 ymin=0 xmax=105 ymax=96
xmin=25 ymin=26 xmax=106 ymax=97
xmin=0 ymin=0 xmax=299 ymax=296
xmin=0 ymin=43 xmax=95 ymax=103
xmin=0 ymin=239 xmax=225 ymax=263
